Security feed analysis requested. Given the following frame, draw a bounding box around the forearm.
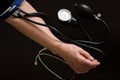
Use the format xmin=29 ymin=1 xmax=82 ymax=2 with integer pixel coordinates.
xmin=5 ymin=0 xmax=61 ymax=51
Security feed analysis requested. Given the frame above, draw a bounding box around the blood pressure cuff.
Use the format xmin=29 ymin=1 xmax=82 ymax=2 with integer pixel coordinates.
xmin=0 ymin=0 xmax=24 ymax=20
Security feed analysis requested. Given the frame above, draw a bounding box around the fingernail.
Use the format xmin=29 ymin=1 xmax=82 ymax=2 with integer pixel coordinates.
xmin=90 ymin=57 xmax=94 ymax=61
xmin=94 ymin=59 xmax=99 ymax=62
xmin=97 ymin=62 xmax=100 ymax=65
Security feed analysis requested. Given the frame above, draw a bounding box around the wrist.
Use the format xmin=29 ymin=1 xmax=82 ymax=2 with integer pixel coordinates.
xmin=46 ymin=40 xmax=63 ymax=51
xmin=47 ymin=41 xmax=66 ymax=55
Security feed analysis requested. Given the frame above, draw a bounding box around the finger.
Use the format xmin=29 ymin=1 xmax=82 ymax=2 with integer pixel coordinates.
xmin=74 ymin=55 xmax=100 ymax=73
xmin=79 ymin=54 xmax=100 ymax=67
xmin=74 ymin=63 xmax=90 ymax=74
xmin=93 ymin=59 xmax=100 ymax=65
xmin=78 ymin=48 xmax=94 ymax=61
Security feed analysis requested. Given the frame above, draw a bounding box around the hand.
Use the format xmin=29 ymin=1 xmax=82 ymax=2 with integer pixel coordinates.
xmin=51 ymin=42 xmax=100 ymax=74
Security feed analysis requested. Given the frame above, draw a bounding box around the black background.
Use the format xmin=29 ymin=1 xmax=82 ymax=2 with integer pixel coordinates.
xmin=0 ymin=0 xmax=120 ymax=80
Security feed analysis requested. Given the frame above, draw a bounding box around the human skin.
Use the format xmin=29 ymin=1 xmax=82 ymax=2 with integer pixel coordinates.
xmin=5 ymin=0 xmax=100 ymax=73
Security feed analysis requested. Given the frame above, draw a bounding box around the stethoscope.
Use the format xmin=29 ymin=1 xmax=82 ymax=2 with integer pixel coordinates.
xmin=12 ymin=3 xmax=110 ymax=80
